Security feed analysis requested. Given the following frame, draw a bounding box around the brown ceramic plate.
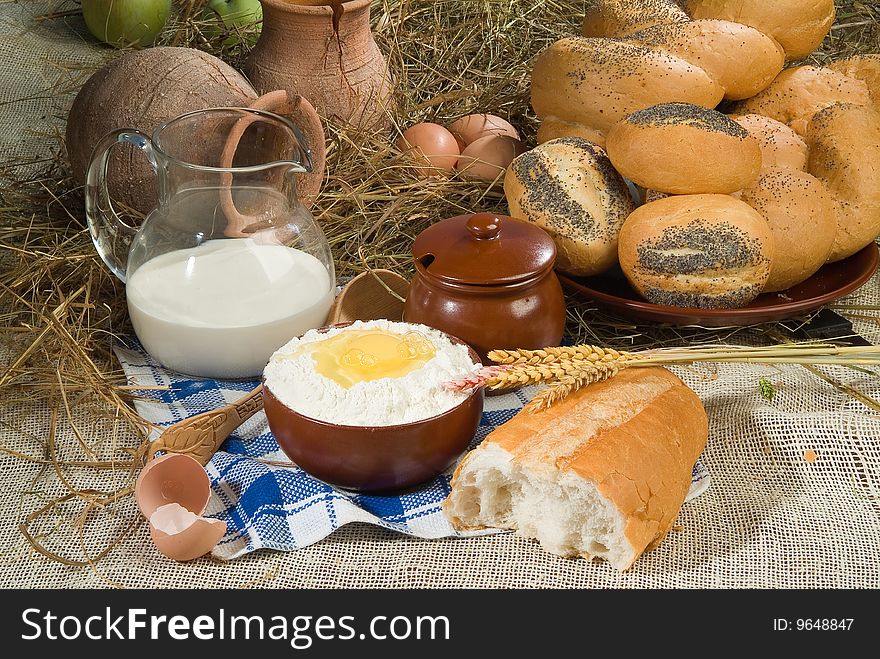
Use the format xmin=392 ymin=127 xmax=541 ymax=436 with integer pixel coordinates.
xmin=558 ymin=243 xmax=878 ymax=327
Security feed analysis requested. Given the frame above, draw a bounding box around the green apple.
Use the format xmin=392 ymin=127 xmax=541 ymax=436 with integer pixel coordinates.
xmin=203 ymin=0 xmax=263 ymax=46
xmin=82 ymin=0 xmax=171 ymax=47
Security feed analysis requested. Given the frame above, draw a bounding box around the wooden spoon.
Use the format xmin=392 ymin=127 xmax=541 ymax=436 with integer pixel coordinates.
xmin=328 ymin=269 xmax=410 ymax=324
xmin=146 ymin=385 xmax=265 ymax=465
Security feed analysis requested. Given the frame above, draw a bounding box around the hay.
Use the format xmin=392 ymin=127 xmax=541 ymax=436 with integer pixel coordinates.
xmin=1 ymin=0 xmax=878 ymax=566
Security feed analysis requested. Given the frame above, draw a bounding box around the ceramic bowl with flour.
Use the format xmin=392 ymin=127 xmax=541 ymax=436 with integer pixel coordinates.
xmin=262 ymin=320 xmax=484 ymax=491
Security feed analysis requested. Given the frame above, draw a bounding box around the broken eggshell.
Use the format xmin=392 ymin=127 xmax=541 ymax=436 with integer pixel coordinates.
xmin=135 ymin=452 xmax=224 ymax=561
xmin=149 ymin=503 xmax=227 ymax=562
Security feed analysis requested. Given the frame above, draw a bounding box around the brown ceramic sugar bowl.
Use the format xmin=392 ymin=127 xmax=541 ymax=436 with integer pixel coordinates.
xmin=262 ymin=331 xmax=484 ymax=492
xmin=404 ymin=212 xmax=566 ymax=362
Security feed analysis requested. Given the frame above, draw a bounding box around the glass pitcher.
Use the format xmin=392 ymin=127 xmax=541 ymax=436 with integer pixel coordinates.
xmin=86 ymin=107 xmax=335 ymax=379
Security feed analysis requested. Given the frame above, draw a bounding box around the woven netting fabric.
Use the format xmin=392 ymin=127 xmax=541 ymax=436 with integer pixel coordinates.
xmin=1 ymin=2 xmax=879 ymax=589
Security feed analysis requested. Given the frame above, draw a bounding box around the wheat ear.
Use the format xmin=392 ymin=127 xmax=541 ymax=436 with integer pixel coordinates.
xmin=523 ymin=361 xmax=622 ymax=413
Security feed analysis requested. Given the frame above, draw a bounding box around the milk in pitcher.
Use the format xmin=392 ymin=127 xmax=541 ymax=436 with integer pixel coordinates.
xmin=126 ymin=238 xmax=334 ymax=378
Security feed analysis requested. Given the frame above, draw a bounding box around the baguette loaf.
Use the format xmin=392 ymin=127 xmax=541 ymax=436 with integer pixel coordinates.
xmin=445 ymin=367 xmax=709 ymax=571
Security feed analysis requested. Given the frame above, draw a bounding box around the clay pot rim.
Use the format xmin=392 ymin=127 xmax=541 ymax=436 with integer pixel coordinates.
xmin=413 ymin=260 xmax=557 ymax=292
xmin=261 ymin=0 xmax=372 ymax=15
xmin=262 ymin=323 xmax=483 ymax=431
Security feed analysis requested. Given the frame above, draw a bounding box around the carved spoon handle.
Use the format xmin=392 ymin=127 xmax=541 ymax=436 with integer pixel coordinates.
xmin=146 ymin=385 xmax=265 ymax=465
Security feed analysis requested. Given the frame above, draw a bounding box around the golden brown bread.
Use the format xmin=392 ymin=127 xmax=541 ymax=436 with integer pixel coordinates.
xmin=624 ymin=19 xmax=784 ymax=100
xmin=581 ymin=0 xmax=688 ymax=37
xmin=732 ymin=114 xmax=809 ymax=172
xmin=504 ymin=138 xmax=636 ymax=276
xmin=444 ymin=366 xmax=709 ymax=571
xmin=536 ymin=119 xmax=606 ymax=148
xmin=606 ymin=103 xmax=762 ymax=195
xmin=828 ymin=55 xmax=880 ymax=105
xmin=805 ymin=103 xmax=880 ymax=263
xmin=740 ymin=167 xmax=836 ymax=292
xmin=618 ymin=194 xmax=775 ymax=308
xmin=531 ymin=37 xmax=724 ymax=143
xmin=732 ymin=65 xmax=872 ymax=136
xmin=686 ymin=0 xmax=835 ymax=61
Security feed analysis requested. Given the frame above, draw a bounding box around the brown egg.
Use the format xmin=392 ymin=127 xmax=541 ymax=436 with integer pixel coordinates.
xmin=135 ymin=453 xmax=212 ymax=518
xmin=448 ymin=114 xmax=520 ymax=150
xmin=455 ymin=135 xmax=527 ymax=182
xmin=396 ymin=123 xmax=460 ymax=172
xmin=149 ymin=503 xmax=226 ymax=562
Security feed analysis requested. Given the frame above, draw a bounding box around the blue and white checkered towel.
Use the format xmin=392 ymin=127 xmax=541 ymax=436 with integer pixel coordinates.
xmin=115 ymin=340 xmax=710 ymax=560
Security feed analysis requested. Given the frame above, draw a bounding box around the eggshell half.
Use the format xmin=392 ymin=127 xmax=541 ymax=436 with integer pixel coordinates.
xmin=396 ymin=122 xmax=460 ymax=172
xmin=455 ymin=135 xmax=527 ymax=181
xmin=448 ymin=114 xmax=519 ymax=150
xmin=135 ymin=453 xmax=212 ymax=518
xmin=149 ymin=503 xmax=226 ymax=562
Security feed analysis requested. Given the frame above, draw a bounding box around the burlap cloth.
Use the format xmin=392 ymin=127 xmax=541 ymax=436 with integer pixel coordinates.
xmin=1 ymin=2 xmax=878 ymax=589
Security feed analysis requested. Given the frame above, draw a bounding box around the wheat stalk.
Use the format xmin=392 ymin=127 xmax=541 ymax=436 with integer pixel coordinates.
xmin=445 ymin=341 xmax=880 ymax=412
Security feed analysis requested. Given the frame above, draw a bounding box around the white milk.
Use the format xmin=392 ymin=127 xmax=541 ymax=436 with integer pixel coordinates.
xmin=126 ymin=239 xmax=334 ymax=378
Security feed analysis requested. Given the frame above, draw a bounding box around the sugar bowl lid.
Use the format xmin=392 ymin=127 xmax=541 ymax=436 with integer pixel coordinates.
xmin=412 ymin=212 xmax=557 ymax=285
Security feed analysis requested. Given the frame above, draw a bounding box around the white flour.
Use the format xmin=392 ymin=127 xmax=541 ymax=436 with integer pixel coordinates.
xmin=263 ymin=320 xmax=480 ymax=426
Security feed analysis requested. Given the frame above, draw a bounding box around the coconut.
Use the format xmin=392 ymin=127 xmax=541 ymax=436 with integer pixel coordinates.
xmin=66 ymin=47 xmax=257 ymax=217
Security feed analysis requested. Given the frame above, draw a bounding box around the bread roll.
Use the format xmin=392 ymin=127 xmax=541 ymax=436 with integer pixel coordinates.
xmin=445 ymin=366 xmax=709 ymax=571
xmin=732 ymin=66 xmax=872 ymax=136
xmin=805 ymin=103 xmax=880 ymax=263
xmin=828 ymin=55 xmax=880 ymax=105
xmin=740 ymin=168 xmax=836 ymax=292
xmin=531 ymin=38 xmax=724 ymax=143
xmin=536 ymin=119 xmax=606 ymax=148
xmin=732 ymin=114 xmax=809 ymax=172
xmin=624 ymin=19 xmax=784 ymax=100
xmin=504 ymin=138 xmax=636 ymax=277
xmin=687 ymin=0 xmax=835 ymax=61
xmin=581 ymin=0 xmax=688 ymax=38
xmin=643 ymin=189 xmax=671 ymax=204
xmin=618 ymin=194 xmax=774 ymax=308
xmin=606 ymin=103 xmax=762 ymax=195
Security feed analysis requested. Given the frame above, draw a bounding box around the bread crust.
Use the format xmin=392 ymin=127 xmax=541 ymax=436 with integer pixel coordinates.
xmin=732 ymin=66 xmax=872 ymax=136
xmin=504 ymin=137 xmax=636 ymax=277
xmin=740 ymin=167 xmax=836 ymax=292
xmin=687 ymin=0 xmax=835 ymax=61
xmin=624 ymin=19 xmax=784 ymax=100
xmin=618 ymin=194 xmax=774 ymax=308
xmin=606 ymin=103 xmax=762 ymax=195
xmin=805 ymin=103 xmax=880 ymax=262
xmin=732 ymin=114 xmax=809 ymax=172
xmin=536 ymin=119 xmax=606 ymax=148
xmin=581 ymin=0 xmax=688 ymax=38
xmin=531 ymin=37 xmax=724 ymax=140
xmin=445 ymin=367 xmax=709 ymax=570
xmin=828 ymin=55 xmax=880 ymax=106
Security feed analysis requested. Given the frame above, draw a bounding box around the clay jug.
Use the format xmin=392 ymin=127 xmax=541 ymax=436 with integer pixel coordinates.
xmin=246 ymin=0 xmax=393 ymax=128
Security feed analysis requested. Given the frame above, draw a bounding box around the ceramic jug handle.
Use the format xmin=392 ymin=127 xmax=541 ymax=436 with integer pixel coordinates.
xmin=85 ymin=129 xmax=158 ymax=283
xmin=219 ymin=91 xmax=327 ymax=237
